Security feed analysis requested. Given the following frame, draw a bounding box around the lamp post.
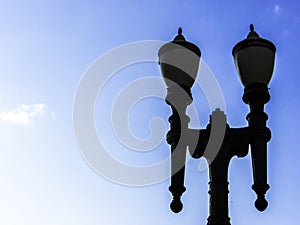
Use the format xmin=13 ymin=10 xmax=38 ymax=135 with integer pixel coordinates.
xmin=158 ymin=25 xmax=276 ymax=225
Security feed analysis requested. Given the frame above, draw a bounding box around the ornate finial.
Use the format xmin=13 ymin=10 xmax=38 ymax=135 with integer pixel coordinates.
xmin=170 ymin=198 xmax=183 ymax=213
xmin=178 ymin=27 xmax=182 ymax=35
xmin=173 ymin=27 xmax=186 ymax=42
xmin=255 ymin=196 xmax=268 ymax=211
xmin=247 ymin=24 xmax=259 ymax=39
xmin=169 ymin=185 xmax=186 ymax=213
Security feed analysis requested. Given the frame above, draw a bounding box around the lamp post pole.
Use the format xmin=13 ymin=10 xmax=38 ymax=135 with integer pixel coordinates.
xmin=158 ymin=25 xmax=276 ymax=225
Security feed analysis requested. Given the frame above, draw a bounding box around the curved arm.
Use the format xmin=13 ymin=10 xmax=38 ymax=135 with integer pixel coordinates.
xmin=187 ymin=128 xmax=209 ymax=158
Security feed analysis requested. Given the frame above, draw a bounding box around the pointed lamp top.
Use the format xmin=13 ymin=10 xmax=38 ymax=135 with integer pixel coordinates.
xmin=158 ymin=27 xmax=201 ymax=57
xmin=178 ymin=27 xmax=182 ymax=34
xmin=247 ymin=24 xmax=260 ymax=39
xmin=250 ymin=24 xmax=254 ymax=31
xmin=173 ymin=27 xmax=186 ymax=42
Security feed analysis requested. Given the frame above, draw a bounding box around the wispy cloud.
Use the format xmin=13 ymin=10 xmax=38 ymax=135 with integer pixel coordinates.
xmin=274 ymin=5 xmax=280 ymax=13
xmin=0 ymin=104 xmax=47 ymax=125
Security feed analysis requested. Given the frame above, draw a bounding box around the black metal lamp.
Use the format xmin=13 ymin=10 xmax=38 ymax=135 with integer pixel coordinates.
xmin=233 ymin=24 xmax=276 ymax=211
xmin=233 ymin=24 xmax=276 ymax=87
xmin=158 ymin=25 xmax=276 ymax=224
xmin=158 ymin=28 xmax=201 ymax=213
xmin=158 ymin=27 xmax=201 ymax=91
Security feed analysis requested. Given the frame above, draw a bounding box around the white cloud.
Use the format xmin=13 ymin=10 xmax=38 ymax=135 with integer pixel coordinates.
xmin=274 ymin=5 xmax=280 ymax=13
xmin=0 ymin=104 xmax=47 ymax=125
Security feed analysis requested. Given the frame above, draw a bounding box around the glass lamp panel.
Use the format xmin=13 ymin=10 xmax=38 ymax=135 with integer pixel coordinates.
xmin=234 ymin=46 xmax=275 ymax=87
xmin=159 ymin=46 xmax=200 ymax=88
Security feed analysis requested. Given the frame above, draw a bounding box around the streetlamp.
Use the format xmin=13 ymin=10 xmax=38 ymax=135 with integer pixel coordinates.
xmin=158 ymin=25 xmax=276 ymax=225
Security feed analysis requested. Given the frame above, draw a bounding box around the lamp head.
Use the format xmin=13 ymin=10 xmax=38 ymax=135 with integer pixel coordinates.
xmin=232 ymin=24 xmax=276 ymax=87
xmin=158 ymin=28 xmax=201 ymax=90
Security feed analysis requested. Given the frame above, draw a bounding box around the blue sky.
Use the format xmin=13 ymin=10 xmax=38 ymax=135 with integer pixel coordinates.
xmin=0 ymin=0 xmax=299 ymax=225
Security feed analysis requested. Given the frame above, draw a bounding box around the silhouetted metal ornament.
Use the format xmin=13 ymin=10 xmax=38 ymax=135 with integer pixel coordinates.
xmin=233 ymin=25 xmax=274 ymax=213
xmin=232 ymin=24 xmax=276 ymax=87
xmin=255 ymin=195 xmax=268 ymax=212
xmin=158 ymin=28 xmax=201 ymax=90
xmin=158 ymin=28 xmax=201 ymax=214
xmin=169 ymin=193 xmax=184 ymax=213
xmin=159 ymin=25 xmax=275 ymax=224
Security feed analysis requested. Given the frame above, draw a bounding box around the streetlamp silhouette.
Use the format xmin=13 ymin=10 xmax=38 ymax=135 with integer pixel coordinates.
xmin=158 ymin=25 xmax=276 ymax=225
